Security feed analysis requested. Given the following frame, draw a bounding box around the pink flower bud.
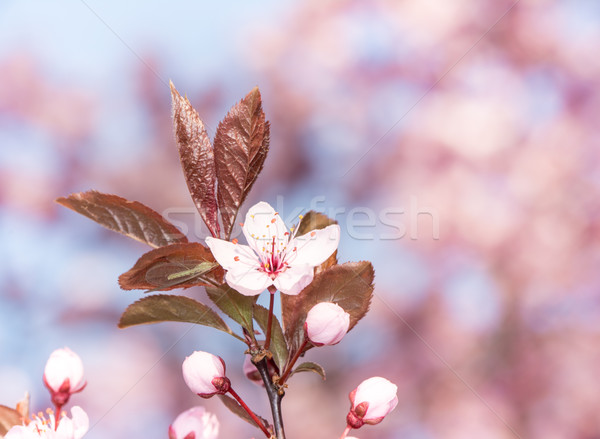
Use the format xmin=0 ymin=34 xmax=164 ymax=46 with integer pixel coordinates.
xmin=182 ymin=351 xmax=230 ymax=398
xmin=304 ymin=302 xmax=350 ymax=346
xmin=43 ymin=348 xmax=86 ymax=406
xmin=347 ymin=377 xmax=398 ymax=428
xmin=168 ymin=406 xmax=219 ymax=439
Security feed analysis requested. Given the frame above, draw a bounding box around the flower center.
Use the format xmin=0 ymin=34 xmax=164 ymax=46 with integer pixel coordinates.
xmin=259 ymin=236 xmax=289 ymax=279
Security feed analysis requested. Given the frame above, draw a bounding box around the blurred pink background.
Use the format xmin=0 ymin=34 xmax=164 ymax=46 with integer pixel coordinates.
xmin=2 ymin=0 xmax=600 ymax=438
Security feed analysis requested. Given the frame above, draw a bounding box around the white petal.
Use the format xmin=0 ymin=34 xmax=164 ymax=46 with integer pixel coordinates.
xmin=206 ymin=237 xmax=259 ymax=271
xmin=69 ymin=406 xmax=90 ymax=439
xmin=274 ymin=264 xmax=314 ymax=295
xmin=287 ymin=224 xmax=340 ymax=267
xmin=4 ymin=426 xmax=37 ymax=439
xmin=225 ymin=269 xmax=272 ymax=296
xmin=242 ymin=202 xmax=289 ymax=255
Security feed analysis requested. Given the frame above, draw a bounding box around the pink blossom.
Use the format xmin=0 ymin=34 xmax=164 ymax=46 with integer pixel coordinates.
xmin=206 ymin=201 xmax=340 ymax=296
xmin=43 ymin=348 xmax=86 ymax=405
xmin=304 ymin=302 xmax=350 ymax=346
xmin=168 ymin=406 xmax=219 ymax=439
xmin=347 ymin=377 xmax=398 ymax=428
xmin=5 ymin=406 xmax=89 ymax=439
xmin=182 ymin=351 xmax=230 ymax=398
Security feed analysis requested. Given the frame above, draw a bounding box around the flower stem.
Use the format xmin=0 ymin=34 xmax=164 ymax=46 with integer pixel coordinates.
xmin=278 ymin=338 xmax=308 ymax=386
xmin=254 ymin=357 xmax=286 ymax=439
xmin=339 ymin=425 xmax=352 ymax=439
xmin=264 ymin=287 xmax=277 ymax=351
xmin=227 ymin=387 xmax=272 ymax=438
xmin=53 ymin=403 xmax=63 ymax=430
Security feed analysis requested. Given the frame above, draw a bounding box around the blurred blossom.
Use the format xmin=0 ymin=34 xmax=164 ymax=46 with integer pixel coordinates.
xmin=168 ymin=406 xmax=219 ymax=439
xmin=5 ymin=406 xmax=89 ymax=439
xmin=43 ymin=348 xmax=86 ymax=405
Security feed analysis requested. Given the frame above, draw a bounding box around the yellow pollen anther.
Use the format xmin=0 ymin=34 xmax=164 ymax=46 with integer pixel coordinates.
xmin=271 ymin=218 xmax=276 ymax=223
xmin=232 ymin=238 xmax=238 ymax=244
xmin=299 ymin=214 xmax=304 ymax=219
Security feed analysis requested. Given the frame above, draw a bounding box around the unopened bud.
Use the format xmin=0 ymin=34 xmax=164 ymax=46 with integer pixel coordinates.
xmin=304 ymin=302 xmax=350 ymax=346
xmin=348 ymin=377 xmax=398 ymax=427
xmin=182 ymin=351 xmax=229 ymax=398
xmin=43 ymin=348 xmax=86 ymax=406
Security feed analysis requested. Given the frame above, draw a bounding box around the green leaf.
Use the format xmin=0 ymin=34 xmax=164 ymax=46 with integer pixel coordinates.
xmin=214 ymin=87 xmax=270 ymax=239
xmin=56 ymin=191 xmax=188 ymax=248
xmin=282 ymin=261 xmax=374 ymax=354
xmin=119 ymin=243 xmax=223 ymax=292
xmin=253 ymin=304 xmax=289 ymax=373
xmin=206 ymin=284 xmax=257 ymax=335
xmin=217 ymin=395 xmax=271 ymax=432
xmin=118 ymin=294 xmax=235 ymax=337
xmin=171 ymin=82 xmax=220 ymax=238
xmin=290 ymin=361 xmax=326 ymax=380
xmin=0 ymin=405 xmax=22 ymax=436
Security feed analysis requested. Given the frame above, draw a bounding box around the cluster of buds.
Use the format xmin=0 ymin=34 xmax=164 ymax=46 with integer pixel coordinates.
xmin=180 ymin=349 xmax=397 ymax=439
xmin=180 ymin=351 xmax=271 ymax=438
xmin=5 ymin=348 xmax=89 ymax=439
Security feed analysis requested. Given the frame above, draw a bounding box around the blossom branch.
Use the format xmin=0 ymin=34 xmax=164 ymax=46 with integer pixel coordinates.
xmin=254 ymin=357 xmax=286 ymax=439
